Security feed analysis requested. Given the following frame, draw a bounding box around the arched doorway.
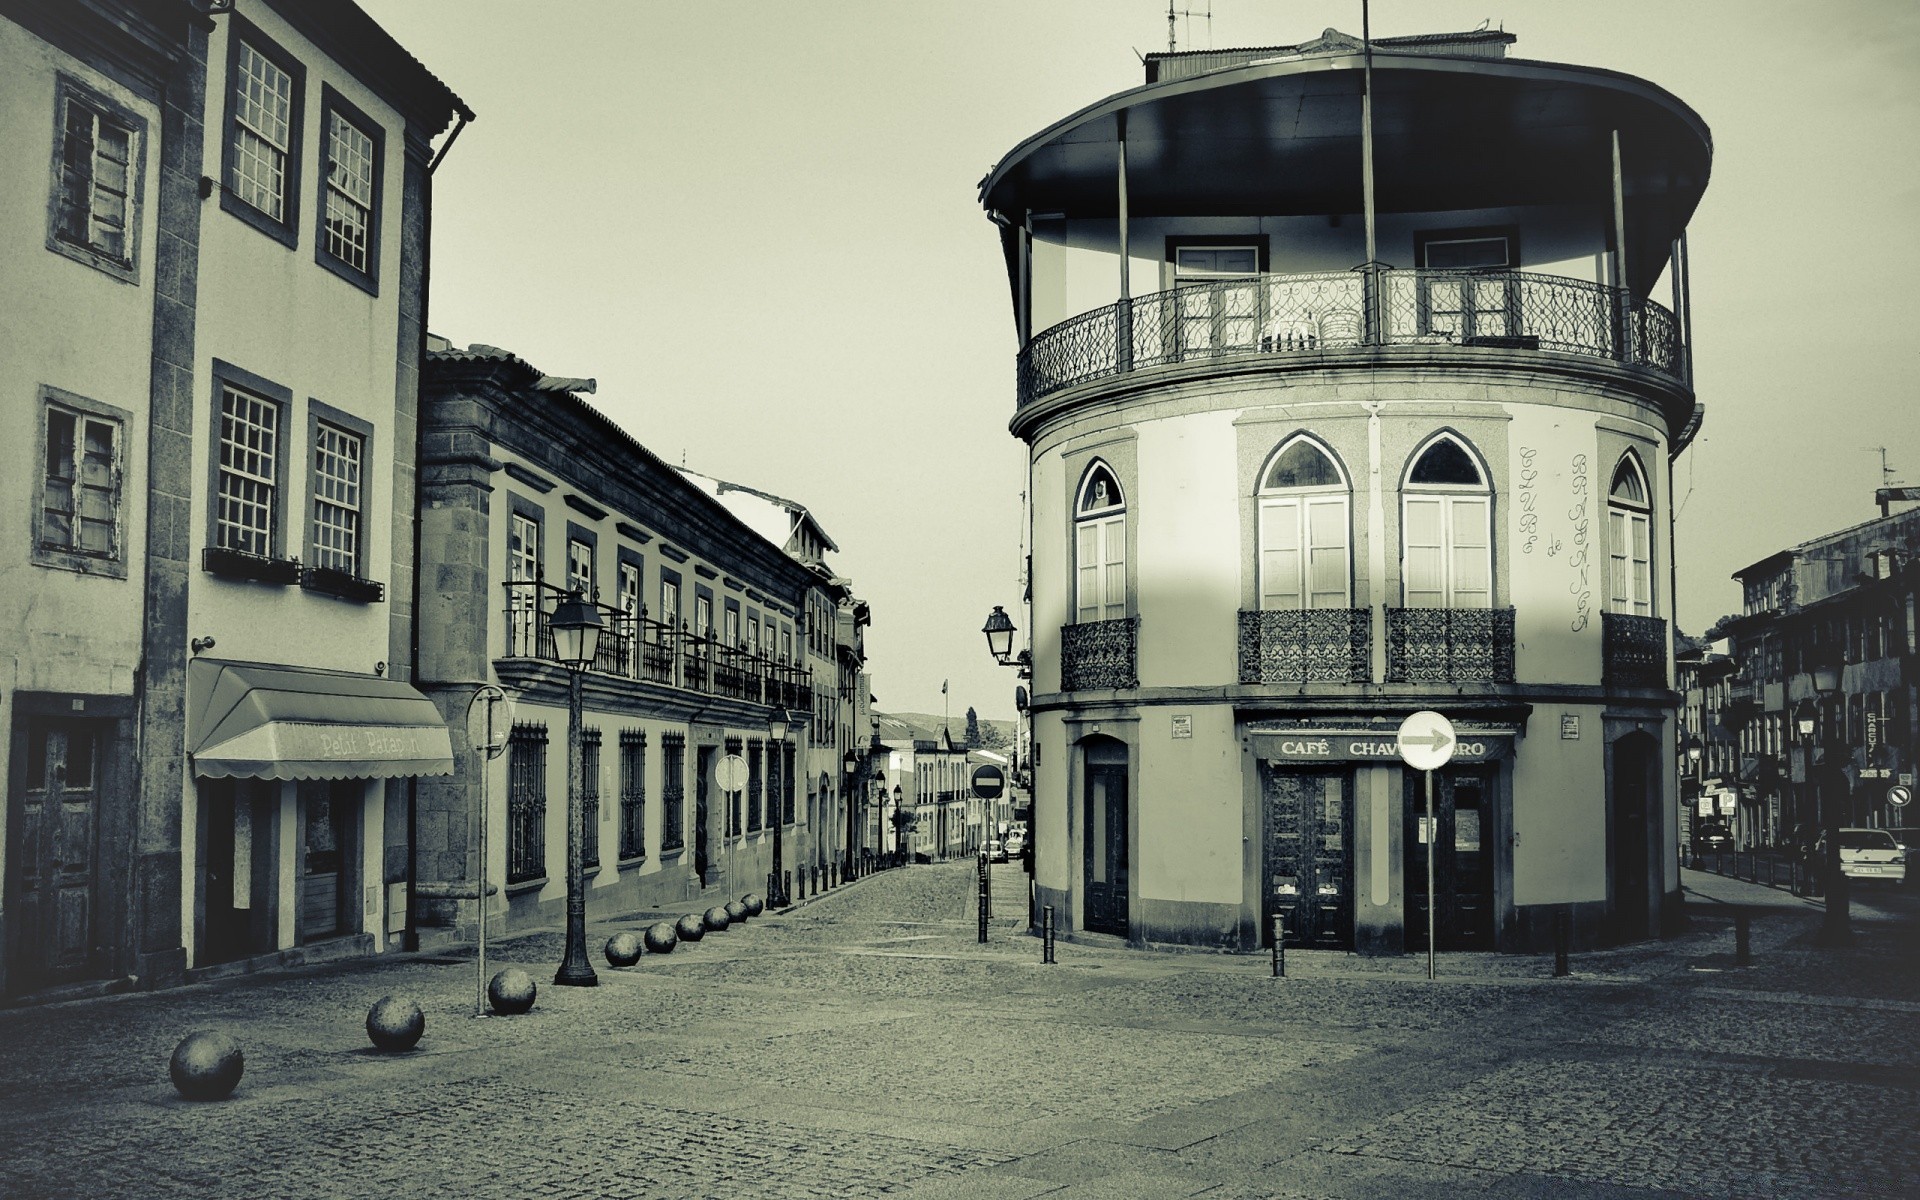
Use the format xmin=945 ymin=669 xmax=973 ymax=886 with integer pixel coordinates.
xmin=1081 ymin=737 xmax=1129 ymax=936
xmin=1610 ymin=732 xmax=1659 ymax=941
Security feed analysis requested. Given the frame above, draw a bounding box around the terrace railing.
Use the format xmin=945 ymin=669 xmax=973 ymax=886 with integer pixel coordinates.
xmin=1238 ymin=608 xmax=1371 ymax=684
xmin=1060 ymin=616 xmax=1139 ymax=691
xmin=1602 ymin=612 xmax=1669 ymax=689
xmin=1018 ymin=268 xmax=1686 ymax=408
xmin=1385 ymin=607 xmax=1517 ymax=684
xmin=503 ymin=579 xmax=813 ymax=710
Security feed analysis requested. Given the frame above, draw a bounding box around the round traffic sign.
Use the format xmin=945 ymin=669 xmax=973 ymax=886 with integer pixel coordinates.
xmin=972 ymin=765 xmax=1005 ymax=800
xmin=465 ymin=686 xmax=514 ymax=760
xmin=1396 ymin=710 xmax=1457 ymax=771
xmin=715 ymin=754 xmax=748 ymax=792
xmin=1890 ymin=784 xmax=1912 ymax=808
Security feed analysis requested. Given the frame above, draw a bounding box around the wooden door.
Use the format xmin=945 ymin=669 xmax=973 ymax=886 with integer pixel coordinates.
xmin=694 ymin=746 xmax=713 ymax=882
xmin=1083 ymin=752 xmax=1129 ymax=936
xmin=7 ymin=721 xmax=102 ymax=991
xmin=1262 ymin=767 xmax=1353 ymax=949
xmin=1404 ymin=767 xmax=1496 ymax=950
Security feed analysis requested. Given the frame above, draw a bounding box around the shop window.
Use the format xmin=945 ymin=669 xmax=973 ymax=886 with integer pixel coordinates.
xmin=1401 ymin=434 xmax=1491 ymax=608
xmin=1074 ymin=460 xmax=1127 ymax=623
xmin=1258 ymin=436 xmax=1351 ymax=609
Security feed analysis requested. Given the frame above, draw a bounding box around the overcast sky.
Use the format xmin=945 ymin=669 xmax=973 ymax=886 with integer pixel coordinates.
xmin=360 ymin=0 xmax=1920 ymax=720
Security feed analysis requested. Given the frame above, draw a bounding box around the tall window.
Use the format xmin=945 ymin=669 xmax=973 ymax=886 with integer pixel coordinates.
xmin=40 ymin=398 xmax=120 ymax=563
xmin=223 ymin=26 xmax=302 ymax=241
xmin=581 ymin=727 xmax=601 ymax=869
xmin=1607 ymin=453 xmax=1653 ymax=616
xmin=660 ymin=577 xmax=680 ymax=626
xmin=50 ymin=77 xmax=142 ymax=277
xmin=567 ymin=536 xmax=594 ymax=600
xmin=724 ymin=605 xmax=740 ymax=647
xmin=1174 ymin=245 xmax=1260 ymax=351
xmin=747 ymin=741 xmax=763 ymax=833
xmin=660 ymin=733 xmax=686 ymax=852
xmin=309 ymin=421 xmax=363 ymax=575
xmin=1401 ymin=434 xmax=1491 ymax=608
xmin=617 ymin=560 xmax=642 ymax=618
xmin=507 ymin=509 xmax=541 ymax=656
xmin=506 ymin=723 xmax=547 ymax=883
xmin=619 ymin=730 xmax=646 ymax=860
xmin=1258 ymin=437 xmax=1351 ymax=609
xmin=318 ymin=91 xmax=379 ymax=284
xmin=695 ymin=594 xmax=712 ymax=637
xmin=1415 ymin=228 xmax=1517 ymax=341
xmin=216 ymin=383 xmax=281 ymax=558
xmin=1074 ymin=461 xmax=1127 ymax=623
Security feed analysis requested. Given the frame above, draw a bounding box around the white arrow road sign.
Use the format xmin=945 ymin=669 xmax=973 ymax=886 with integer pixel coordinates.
xmin=1397 ymin=710 xmax=1457 ymax=771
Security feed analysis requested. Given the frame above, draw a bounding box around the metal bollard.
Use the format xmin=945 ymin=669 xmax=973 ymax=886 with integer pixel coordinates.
xmin=1553 ymin=908 xmax=1571 ymax=977
xmin=977 ymin=855 xmax=989 ymax=944
xmin=784 ymin=869 xmax=792 ymax=904
xmin=1734 ymin=909 xmax=1752 ymax=966
xmin=1270 ymin=914 xmax=1285 ymax=978
xmin=1042 ymin=904 xmax=1056 ymax=963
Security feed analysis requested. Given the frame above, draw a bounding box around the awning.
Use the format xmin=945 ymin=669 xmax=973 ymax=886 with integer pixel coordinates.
xmin=189 ymin=659 xmax=454 ymax=781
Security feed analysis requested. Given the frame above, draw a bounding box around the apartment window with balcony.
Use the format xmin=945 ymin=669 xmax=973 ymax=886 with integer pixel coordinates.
xmin=1606 ymin=454 xmax=1654 ymax=616
xmin=1171 ymin=241 xmax=1263 ymax=352
xmin=660 ymin=575 xmax=680 ymax=627
xmin=695 ymin=593 xmax=712 ymax=637
xmin=566 ymin=532 xmax=595 ymax=601
xmin=724 ymin=604 xmax=740 ymax=648
xmin=1259 ymin=437 xmax=1351 ymax=609
xmin=48 ymin=76 xmax=144 ymax=280
xmin=617 ymin=558 xmax=641 ymax=619
xmin=1414 ymin=227 xmax=1518 ymax=342
xmin=36 ymin=389 xmax=127 ymax=577
xmin=1075 ymin=461 xmax=1127 ymax=622
xmin=316 ymin=88 xmax=381 ymax=291
xmin=1401 ymin=434 xmax=1491 ymax=608
xmin=506 ymin=502 xmax=542 ymax=656
xmin=220 ymin=20 xmax=304 ymax=246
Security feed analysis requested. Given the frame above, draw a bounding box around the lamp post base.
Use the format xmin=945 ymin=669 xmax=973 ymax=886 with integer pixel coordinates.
xmin=554 ymin=952 xmax=599 ymax=987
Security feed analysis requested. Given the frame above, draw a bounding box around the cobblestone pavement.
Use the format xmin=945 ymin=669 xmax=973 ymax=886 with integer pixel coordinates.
xmin=1 ymin=863 xmax=1915 ymax=1199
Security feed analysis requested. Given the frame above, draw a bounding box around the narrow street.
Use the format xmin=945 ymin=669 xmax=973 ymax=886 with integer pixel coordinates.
xmin=2 ymin=861 xmax=1915 ymax=1199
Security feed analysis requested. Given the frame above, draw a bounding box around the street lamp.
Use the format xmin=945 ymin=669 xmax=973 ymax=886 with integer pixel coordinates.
xmin=892 ymin=784 xmax=905 ymax=861
xmin=1806 ymin=664 xmax=1851 ymax=946
xmin=843 ymin=748 xmax=862 ymax=879
xmin=548 ymin=590 xmax=603 ymax=988
xmin=982 ymin=605 xmax=1016 ymax=664
xmin=768 ymin=708 xmax=791 ymax=906
xmin=1685 ymin=735 xmax=1705 ymax=869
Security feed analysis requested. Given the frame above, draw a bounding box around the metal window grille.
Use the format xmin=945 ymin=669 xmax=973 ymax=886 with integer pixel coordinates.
xmin=310 ymin=421 xmax=362 ymax=574
xmin=619 ymin=730 xmax=646 ymax=860
xmin=747 ymin=741 xmax=763 ymax=833
xmin=581 ymin=727 xmax=601 ymax=869
xmin=506 ymin=722 xmax=547 ymax=884
xmin=660 ymin=733 xmax=685 ymax=851
xmin=42 ymin=407 xmax=118 ymax=556
xmin=217 ymin=384 xmax=278 ymax=556
xmin=230 ymin=40 xmax=292 ymax=221
xmin=766 ymin=744 xmax=781 ymax=828
xmin=322 ymin=110 xmax=373 ymax=273
xmin=56 ymin=100 xmax=131 ymax=260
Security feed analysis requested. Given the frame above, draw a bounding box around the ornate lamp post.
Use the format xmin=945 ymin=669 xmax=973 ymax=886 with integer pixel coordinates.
xmin=982 ymin=605 xmax=1016 ymax=664
xmin=1794 ymin=698 xmax=1817 ymax=896
xmin=1685 ymin=735 xmax=1705 ymax=869
xmin=1807 ymin=664 xmax=1851 ymax=947
xmin=843 ymin=748 xmax=861 ymax=878
xmin=892 ymin=784 xmax=905 ymax=861
xmin=768 ymin=708 xmax=791 ymax=906
xmin=548 ymin=590 xmax=604 ymax=987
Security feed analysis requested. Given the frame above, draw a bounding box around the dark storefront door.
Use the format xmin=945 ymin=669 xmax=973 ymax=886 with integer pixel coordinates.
xmin=1404 ymin=766 xmax=1496 ymax=951
xmin=299 ymin=780 xmax=356 ymax=941
xmin=200 ymin=779 xmax=275 ymax=965
xmin=1262 ymin=767 xmax=1353 ymax=949
xmin=694 ymin=746 xmax=714 ymax=883
xmin=1611 ymin=734 xmax=1655 ymax=941
xmin=1082 ymin=741 xmax=1129 ymax=936
xmin=6 ymin=721 xmax=103 ymax=992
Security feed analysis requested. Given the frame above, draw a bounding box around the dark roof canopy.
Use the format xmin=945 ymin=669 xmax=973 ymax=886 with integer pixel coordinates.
xmin=981 ymin=47 xmax=1711 ymax=296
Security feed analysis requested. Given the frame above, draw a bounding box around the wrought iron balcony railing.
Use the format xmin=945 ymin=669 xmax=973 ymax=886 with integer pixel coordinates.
xmin=1238 ymin=608 xmax=1370 ymax=683
xmin=503 ymin=579 xmax=812 ymax=710
xmin=1060 ymin=616 xmax=1139 ymax=691
xmin=1017 ymin=268 xmax=1685 ymax=408
xmin=1602 ymin=612 xmax=1669 ymax=689
xmin=1386 ymin=607 xmax=1516 ymax=683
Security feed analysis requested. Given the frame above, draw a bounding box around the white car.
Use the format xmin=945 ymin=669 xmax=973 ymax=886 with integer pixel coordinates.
xmin=1832 ymin=828 xmax=1907 ymax=884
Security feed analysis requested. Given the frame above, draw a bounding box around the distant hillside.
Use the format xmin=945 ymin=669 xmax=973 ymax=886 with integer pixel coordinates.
xmin=879 ymin=711 xmax=1016 ymax=747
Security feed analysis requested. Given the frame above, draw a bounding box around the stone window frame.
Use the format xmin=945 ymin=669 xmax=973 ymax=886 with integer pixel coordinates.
xmin=1255 ymin=433 xmax=1354 ymax=611
xmin=218 ymin=14 xmax=306 ymax=249
xmin=34 ymin=385 xmax=132 ymax=579
xmin=302 ymin=398 xmax=375 ymax=579
xmin=45 ymin=72 xmax=147 ymax=283
xmin=313 ymin=84 xmax=383 ymax=295
xmin=206 ymin=359 xmax=295 ymax=564
xmin=1605 ymin=448 xmax=1654 ymax=618
xmin=1399 ymin=429 xmax=1495 ymax=610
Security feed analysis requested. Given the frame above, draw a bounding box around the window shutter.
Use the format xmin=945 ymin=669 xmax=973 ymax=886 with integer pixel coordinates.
xmin=1448 ymin=497 xmax=1491 ymax=608
xmin=1259 ymin=497 xmax=1302 ymax=609
xmin=1306 ymin=496 xmax=1350 ymax=608
xmin=1403 ymin=496 xmax=1445 ymax=607
xmin=1630 ymin=511 xmax=1651 ymax=616
xmin=1101 ymin=516 xmax=1127 ymax=621
xmin=1076 ymin=522 xmax=1101 ymax=623
xmin=1607 ymin=508 xmax=1631 ymax=613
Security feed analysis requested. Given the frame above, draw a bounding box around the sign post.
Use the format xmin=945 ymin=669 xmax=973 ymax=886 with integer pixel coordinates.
xmin=465 ymin=685 xmax=513 ymax=1017
xmin=972 ymin=766 xmax=1006 ymax=939
xmin=1397 ymin=710 xmax=1457 ymax=981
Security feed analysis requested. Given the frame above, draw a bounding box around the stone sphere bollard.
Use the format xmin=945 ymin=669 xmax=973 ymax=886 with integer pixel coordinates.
xmin=724 ymin=899 xmax=749 ymax=923
xmin=488 ymin=967 xmax=537 ymax=1015
xmin=365 ymin=996 xmax=425 ymax=1052
xmin=169 ymin=1030 xmax=244 ymax=1100
xmin=702 ymin=905 xmax=731 ymax=932
xmin=604 ymin=931 xmax=643 ymax=967
xmin=643 ymin=921 xmax=679 ymax=954
xmin=675 ymin=912 xmax=707 ymax=942
xmin=741 ymin=892 xmax=765 ymax=917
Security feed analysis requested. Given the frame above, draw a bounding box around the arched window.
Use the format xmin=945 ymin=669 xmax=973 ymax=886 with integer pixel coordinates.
xmin=1075 ymin=462 xmax=1127 ymax=623
xmin=1258 ymin=436 xmax=1351 ymax=609
xmin=1401 ymin=434 xmax=1491 ymax=608
xmin=1607 ymin=452 xmax=1653 ymax=616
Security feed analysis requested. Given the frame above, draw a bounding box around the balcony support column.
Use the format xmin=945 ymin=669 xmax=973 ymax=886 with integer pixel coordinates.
xmin=1610 ymin=128 xmax=1631 ymax=362
xmin=1672 ymin=231 xmax=1693 ymax=386
xmin=1019 ymin=210 xmax=1033 ymax=346
xmin=1360 ymin=0 xmax=1380 ymax=343
xmin=1115 ymin=109 xmax=1132 ymax=373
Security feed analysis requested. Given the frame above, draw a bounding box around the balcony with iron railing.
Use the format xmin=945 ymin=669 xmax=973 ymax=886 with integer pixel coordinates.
xmin=503 ymin=579 xmax=813 ymax=711
xmin=1602 ymin=612 xmax=1669 ymax=689
xmin=1238 ymin=608 xmax=1371 ymax=684
xmin=1060 ymin=616 xmax=1139 ymax=691
xmin=1017 ymin=268 xmax=1684 ymax=409
xmin=1385 ymin=608 xmax=1517 ymax=684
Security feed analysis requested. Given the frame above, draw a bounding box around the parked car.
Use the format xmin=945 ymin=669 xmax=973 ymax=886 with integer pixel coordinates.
xmin=1004 ymin=831 xmax=1026 ymax=858
xmin=1821 ymin=828 xmax=1907 ymax=885
xmin=988 ymin=839 xmax=1007 ymax=863
xmin=1694 ymin=820 xmax=1734 ymax=853
xmin=1888 ymin=828 xmax=1920 ymax=885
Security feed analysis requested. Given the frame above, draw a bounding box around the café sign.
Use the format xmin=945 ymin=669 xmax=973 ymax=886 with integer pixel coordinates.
xmin=1250 ymin=728 xmax=1511 ymax=764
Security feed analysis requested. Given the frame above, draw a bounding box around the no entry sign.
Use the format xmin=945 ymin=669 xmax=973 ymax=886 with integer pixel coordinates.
xmin=971 ymin=765 xmax=1005 ymax=800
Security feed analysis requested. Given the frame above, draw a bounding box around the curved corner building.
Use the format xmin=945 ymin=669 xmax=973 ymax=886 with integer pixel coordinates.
xmin=978 ymin=29 xmax=1710 ymax=953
